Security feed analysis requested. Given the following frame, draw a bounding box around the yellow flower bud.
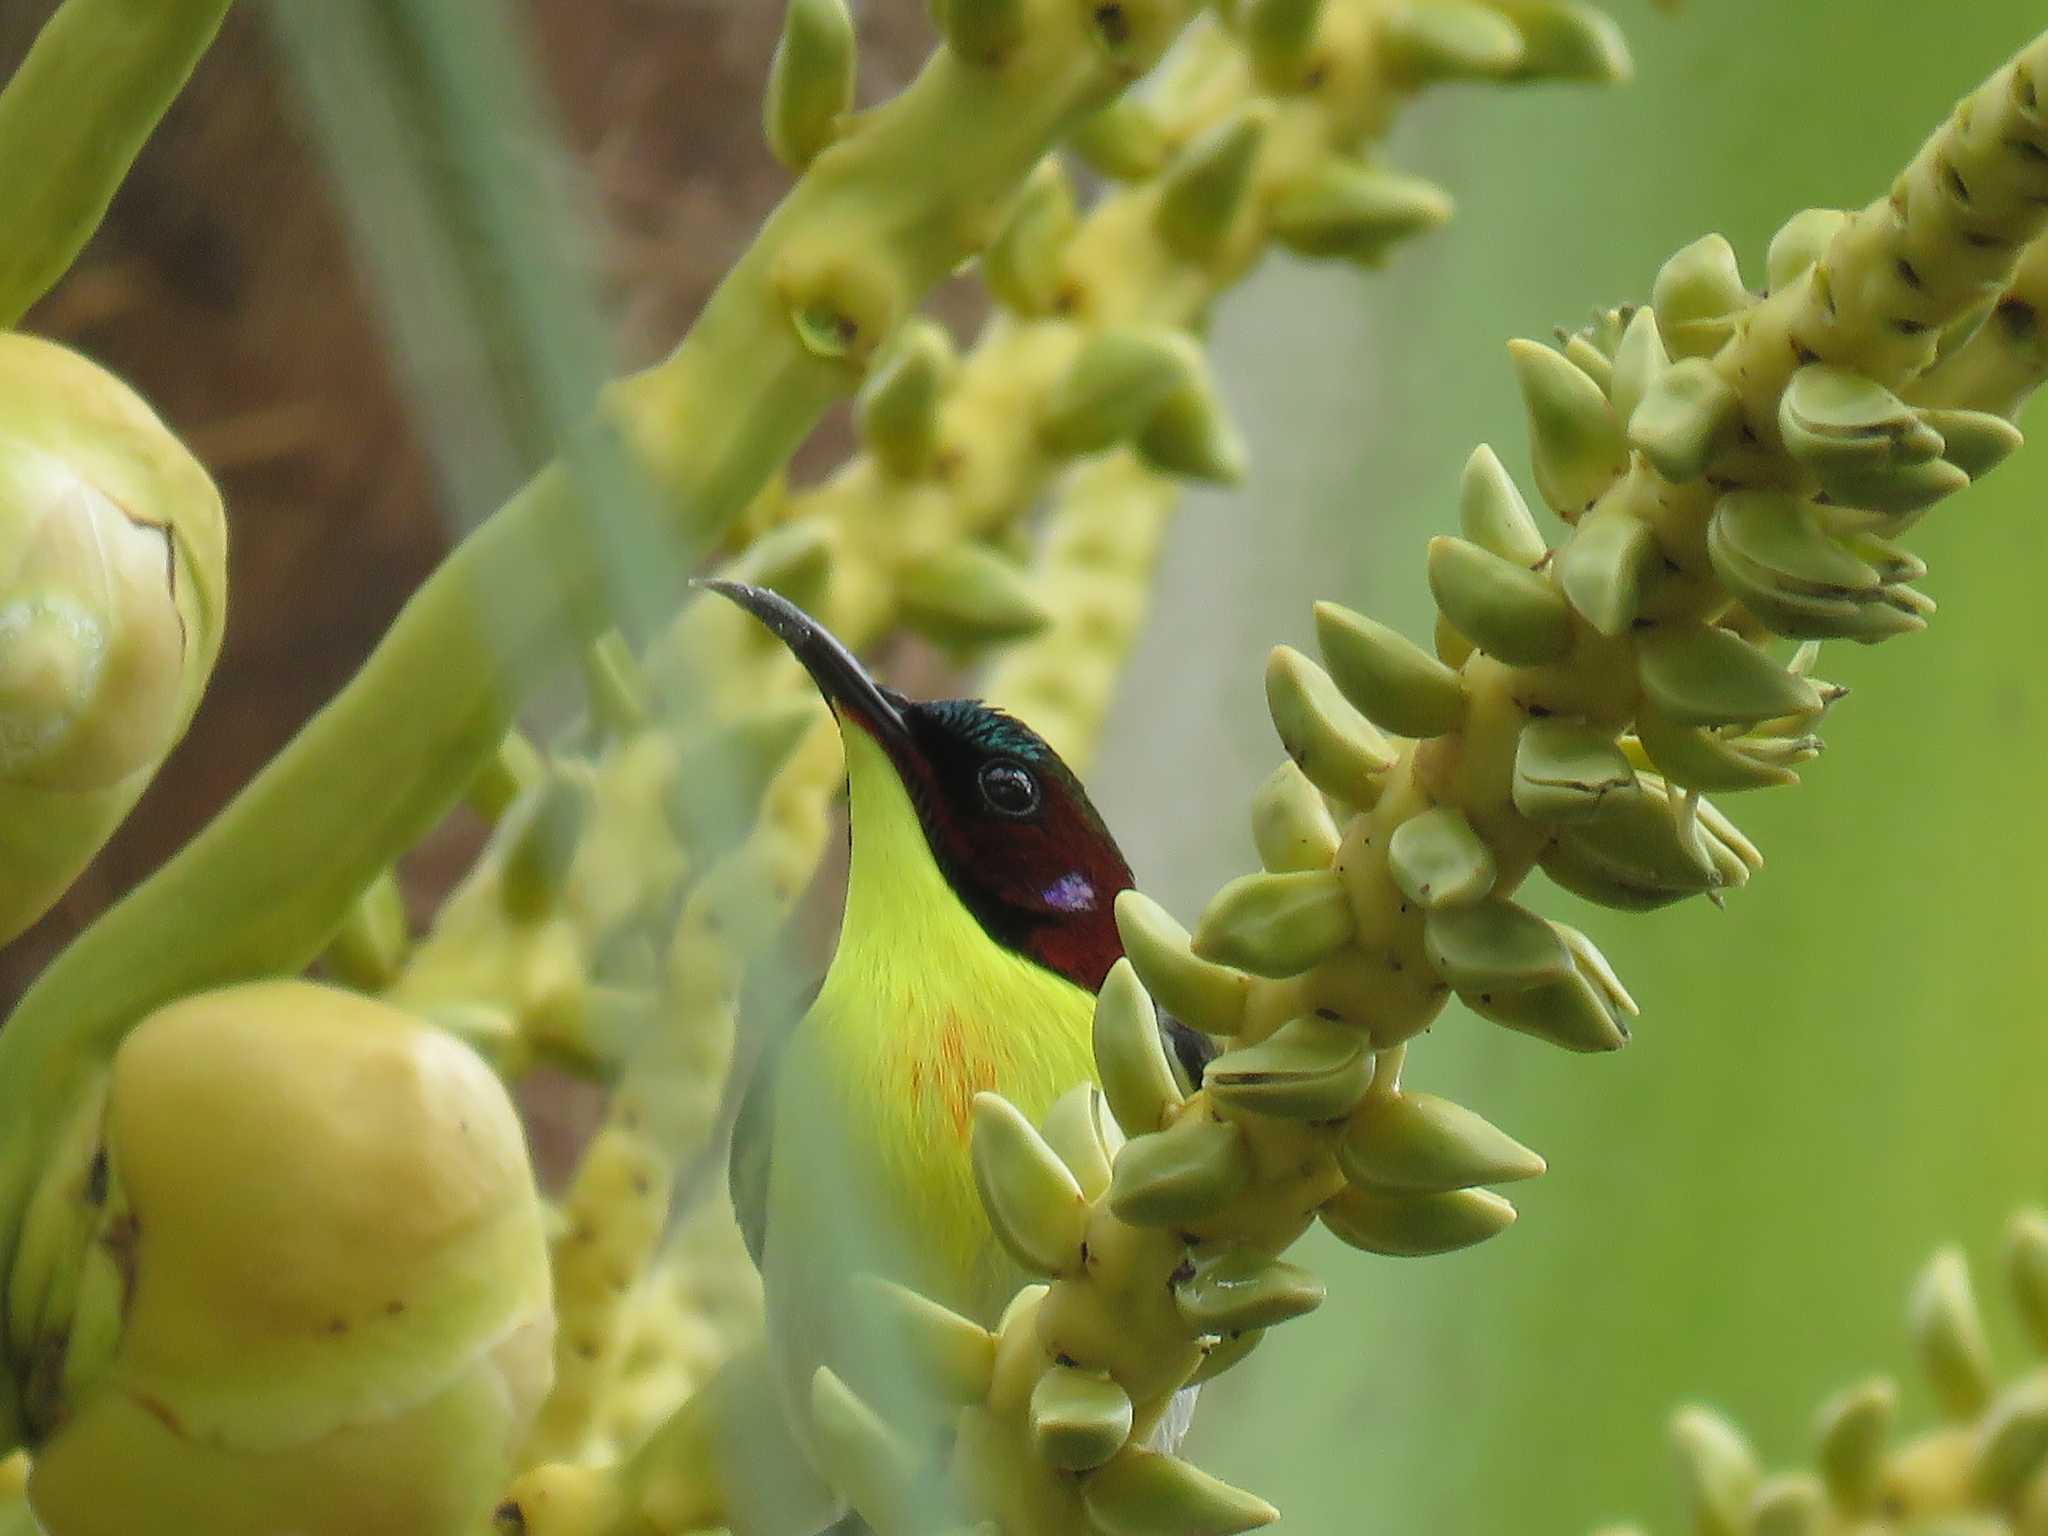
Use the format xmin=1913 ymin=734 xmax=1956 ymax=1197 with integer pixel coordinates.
xmin=0 ymin=333 xmax=225 ymax=942
xmin=25 ymin=981 xmax=551 ymax=1536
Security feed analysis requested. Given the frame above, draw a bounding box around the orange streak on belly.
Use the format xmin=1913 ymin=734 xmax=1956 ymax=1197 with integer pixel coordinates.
xmin=935 ymin=1015 xmax=996 ymax=1142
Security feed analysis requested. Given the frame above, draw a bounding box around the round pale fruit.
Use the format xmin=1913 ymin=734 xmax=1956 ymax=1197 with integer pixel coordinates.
xmin=0 ymin=332 xmax=226 ymax=943
xmin=27 ymin=980 xmax=553 ymax=1536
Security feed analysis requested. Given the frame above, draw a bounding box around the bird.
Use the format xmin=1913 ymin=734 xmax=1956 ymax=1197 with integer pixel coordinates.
xmin=702 ymin=578 xmax=1208 ymax=1529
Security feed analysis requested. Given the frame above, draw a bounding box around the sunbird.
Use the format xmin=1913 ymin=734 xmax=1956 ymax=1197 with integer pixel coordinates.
xmin=705 ymin=579 xmax=1205 ymax=1525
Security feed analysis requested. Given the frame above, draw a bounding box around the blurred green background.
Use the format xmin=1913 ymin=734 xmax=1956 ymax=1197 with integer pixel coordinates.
xmin=1092 ymin=2 xmax=2048 ymax=1530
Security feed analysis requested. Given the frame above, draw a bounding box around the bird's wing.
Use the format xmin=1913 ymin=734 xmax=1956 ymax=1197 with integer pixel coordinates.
xmin=728 ymin=976 xmax=823 ymax=1272
xmin=728 ymin=1030 xmax=780 ymax=1272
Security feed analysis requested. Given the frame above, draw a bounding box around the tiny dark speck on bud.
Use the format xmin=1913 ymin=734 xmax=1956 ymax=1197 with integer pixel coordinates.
xmin=1094 ymin=4 xmax=1129 ymax=45
xmin=86 ymin=1148 xmax=108 ymax=1205
xmin=493 ymin=1501 xmax=529 ymax=1536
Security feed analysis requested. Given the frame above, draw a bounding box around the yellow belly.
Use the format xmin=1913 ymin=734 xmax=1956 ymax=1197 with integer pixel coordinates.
xmin=764 ymin=942 xmax=1098 ymax=1426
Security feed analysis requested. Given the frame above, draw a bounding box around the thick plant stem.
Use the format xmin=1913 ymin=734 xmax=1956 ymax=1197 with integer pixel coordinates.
xmin=0 ymin=0 xmax=234 ymax=326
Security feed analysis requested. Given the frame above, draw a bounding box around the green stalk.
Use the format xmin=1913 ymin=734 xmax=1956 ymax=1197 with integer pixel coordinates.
xmin=0 ymin=0 xmax=235 ymax=326
xmin=0 ymin=0 xmax=1201 ymax=1444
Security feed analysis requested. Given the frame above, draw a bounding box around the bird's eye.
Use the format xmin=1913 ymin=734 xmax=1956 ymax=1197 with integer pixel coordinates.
xmin=978 ymin=758 xmax=1040 ymax=818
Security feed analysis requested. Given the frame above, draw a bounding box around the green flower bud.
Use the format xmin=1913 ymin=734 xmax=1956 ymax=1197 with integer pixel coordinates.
xmin=763 ymin=0 xmax=857 ymax=170
xmin=1459 ymin=444 xmax=1550 ymax=566
xmin=25 ymin=981 xmax=551 ymax=1536
xmin=1094 ymin=959 xmax=1186 ymax=1138
xmin=1506 ymin=338 xmax=1629 ymax=519
xmin=896 ymin=542 xmax=1050 ymax=648
xmin=1264 ymin=645 xmax=1396 ymax=807
xmin=1237 ymin=0 xmax=1324 ymax=86
xmin=1422 ymin=897 xmax=1572 ymax=994
xmin=1030 ymin=1364 xmax=1133 ymax=1472
xmin=1748 ymin=1474 xmax=1824 ymax=1536
xmin=1912 ymin=1248 xmax=1996 ymax=1421
xmin=2006 ymin=1209 xmax=2048 ymax=1356
xmin=1192 ymin=868 xmax=1355 ymax=978
xmin=1558 ymin=496 xmax=1659 ymax=638
xmin=1108 ymin=1113 xmax=1251 ymax=1228
xmin=983 ymin=159 xmax=1077 ymax=317
xmin=0 ymin=335 xmax=225 ymax=943
xmin=1386 ymin=806 xmax=1497 ymax=911
xmin=1971 ymin=1378 xmax=2048 ymax=1505
xmin=1633 ymin=700 xmax=1814 ymax=793
xmin=969 ymin=1093 xmax=1090 ymax=1278
xmin=1174 ymin=1250 xmax=1324 ymax=1335
xmin=1338 ymin=1090 xmax=1544 ymax=1194
xmin=1155 ymin=105 xmax=1271 ymax=264
xmin=1040 ymin=1084 xmax=1120 ymax=1201
xmin=1781 ymin=362 xmax=1940 ymax=459
xmin=1136 ymin=361 xmax=1249 ymax=486
xmin=1636 ymin=623 xmax=1824 ymax=728
xmin=499 ymin=776 xmax=589 ymax=921
xmin=1426 ymin=536 xmax=1572 ymax=667
xmin=1540 ymin=771 xmax=1755 ymax=911
xmin=1627 ymin=355 xmax=1740 ymax=483
xmin=1652 ymin=234 xmax=1751 ymax=358
xmin=1069 ymin=95 xmax=1170 ymax=182
xmin=1671 ymin=1406 xmax=1760 ymax=1536
xmin=1813 ymin=1376 xmax=1896 ymax=1514
xmin=1113 ymin=891 xmax=1252 ymax=1038
xmin=1915 ymin=407 xmax=2024 ymax=482
xmin=1319 ymin=1183 xmax=1515 ymax=1257
xmin=1312 ymin=601 xmax=1466 ymax=739
xmin=1249 ymin=760 xmax=1340 ymax=874
xmin=1708 ymin=491 xmax=1879 ymax=597
xmin=1204 ymin=1014 xmax=1374 ymax=1120
xmin=1608 ymin=306 xmax=1669 ymax=426
xmin=809 ymin=1367 xmax=921 ymax=1536
xmin=1813 ymin=453 xmax=1972 ymax=519
xmin=856 ymin=318 xmax=954 ymax=478
xmin=1081 ymin=1447 xmax=1277 ymax=1536
xmin=1381 ymin=2 xmax=1523 ymax=83
xmin=1512 ymin=717 xmax=1637 ymax=823
xmin=1463 ymin=954 xmax=1630 ymax=1052
xmin=1267 ymin=162 xmax=1453 ymax=267
xmin=1777 ymin=363 xmax=1969 ymax=516
xmin=1707 ymin=492 xmax=1927 ymax=642
xmin=1039 ymin=328 xmax=1201 ymax=458
xmin=1553 ymin=920 xmax=1638 ymax=1020
xmin=850 ymin=1276 xmax=995 ymax=1407
xmin=1765 ymin=208 xmax=1847 ymax=295
xmin=1505 ymin=0 xmax=1632 ymax=84
xmin=1563 ymin=333 xmax=1614 ymax=395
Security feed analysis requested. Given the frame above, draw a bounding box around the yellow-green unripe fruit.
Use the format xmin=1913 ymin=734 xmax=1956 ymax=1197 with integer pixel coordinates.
xmin=24 ymin=981 xmax=553 ymax=1536
xmin=0 ymin=332 xmax=226 ymax=943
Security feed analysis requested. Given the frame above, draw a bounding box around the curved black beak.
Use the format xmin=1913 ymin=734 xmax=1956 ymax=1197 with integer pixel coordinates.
xmin=697 ymin=579 xmax=913 ymax=749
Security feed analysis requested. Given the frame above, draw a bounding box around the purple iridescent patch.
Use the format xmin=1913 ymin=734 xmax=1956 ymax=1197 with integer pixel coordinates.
xmin=1041 ymin=872 xmax=1096 ymax=912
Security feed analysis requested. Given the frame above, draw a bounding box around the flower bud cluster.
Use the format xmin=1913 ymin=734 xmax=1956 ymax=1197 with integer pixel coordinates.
xmin=809 ymin=27 xmax=2048 ymax=1533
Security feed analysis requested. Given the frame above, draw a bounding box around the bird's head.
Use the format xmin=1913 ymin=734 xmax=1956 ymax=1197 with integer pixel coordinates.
xmin=702 ymin=579 xmax=1132 ymax=991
